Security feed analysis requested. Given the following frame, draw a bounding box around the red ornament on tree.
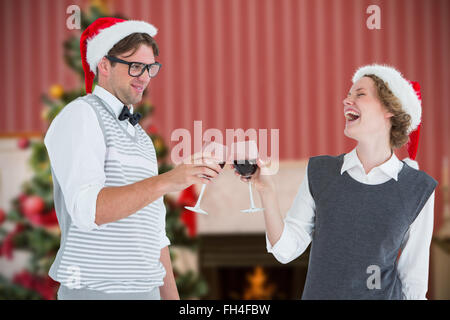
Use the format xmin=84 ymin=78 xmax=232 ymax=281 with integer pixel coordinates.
xmin=0 ymin=208 xmax=6 ymax=225
xmin=147 ymin=125 xmax=158 ymax=135
xmin=0 ymin=224 xmax=25 ymax=260
xmin=21 ymin=195 xmax=45 ymax=225
xmin=0 ymin=232 xmax=14 ymax=259
xmin=12 ymin=270 xmax=58 ymax=300
xmin=18 ymin=193 xmax=28 ymax=204
xmin=177 ymin=186 xmax=198 ymax=237
xmin=17 ymin=138 xmax=30 ymax=150
xmin=39 ymin=208 xmax=59 ymax=228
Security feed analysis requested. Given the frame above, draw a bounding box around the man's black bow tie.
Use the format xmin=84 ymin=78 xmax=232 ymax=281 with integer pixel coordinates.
xmin=118 ymin=105 xmax=142 ymax=126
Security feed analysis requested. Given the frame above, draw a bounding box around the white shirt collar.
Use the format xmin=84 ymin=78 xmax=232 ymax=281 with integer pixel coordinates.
xmin=340 ymin=148 xmax=403 ymax=181
xmin=92 ymin=85 xmax=134 ymax=117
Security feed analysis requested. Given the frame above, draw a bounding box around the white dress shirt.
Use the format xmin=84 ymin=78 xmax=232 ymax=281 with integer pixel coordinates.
xmin=44 ymin=85 xmax=147 ymax=232
xmin=266 ymin=148 xmax=435 ymax=300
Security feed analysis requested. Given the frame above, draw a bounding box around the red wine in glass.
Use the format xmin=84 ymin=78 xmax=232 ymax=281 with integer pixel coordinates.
xmin=233 ymin=159 xmax=257 ymax=177
xmin=233 ymin=159 xmax=264 ymax=213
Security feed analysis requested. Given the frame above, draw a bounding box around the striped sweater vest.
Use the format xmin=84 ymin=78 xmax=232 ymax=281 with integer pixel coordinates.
xmin=49 ymin=94 xmax=168 ymax=293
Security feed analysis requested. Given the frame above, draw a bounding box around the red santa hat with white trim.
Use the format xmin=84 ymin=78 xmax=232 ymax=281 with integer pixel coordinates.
xmin=352 ymin=64 xmax=423 ymax=169
xmin=80 ymin=17 xmax=158 ymax=94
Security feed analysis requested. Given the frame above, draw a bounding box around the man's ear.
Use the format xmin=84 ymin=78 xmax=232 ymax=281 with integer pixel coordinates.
xmin=97 ymin=56 xmax=110 ymax=77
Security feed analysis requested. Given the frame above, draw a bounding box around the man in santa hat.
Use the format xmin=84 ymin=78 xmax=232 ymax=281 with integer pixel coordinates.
xmin=44 ymin=18 xmax=222 ymax=300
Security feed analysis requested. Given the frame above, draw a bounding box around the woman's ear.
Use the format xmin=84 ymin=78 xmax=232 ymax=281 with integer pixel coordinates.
xmin=384 ymin=111 xmax=394 ymax=119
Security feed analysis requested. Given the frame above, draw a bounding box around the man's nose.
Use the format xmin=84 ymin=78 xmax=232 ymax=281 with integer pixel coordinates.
xmin=137 ymin=71 xmax=150 ymax=82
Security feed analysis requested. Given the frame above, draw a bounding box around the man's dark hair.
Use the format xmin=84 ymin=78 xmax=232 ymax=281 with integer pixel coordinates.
xmin=95 ymin=33 xmax=159 ymax=75
xmin=108 ymin=32 xmax=159 ymax=61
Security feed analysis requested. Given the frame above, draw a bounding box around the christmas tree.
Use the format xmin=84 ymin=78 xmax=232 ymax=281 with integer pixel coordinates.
xmin=0 ymin=3 xmax=206 ymax=300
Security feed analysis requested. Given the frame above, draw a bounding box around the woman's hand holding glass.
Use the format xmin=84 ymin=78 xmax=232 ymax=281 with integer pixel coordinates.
xmin=230 ymin=140 xmax=269 ymax=213
xmin=234 ymin=157 xmax=276 ymax=195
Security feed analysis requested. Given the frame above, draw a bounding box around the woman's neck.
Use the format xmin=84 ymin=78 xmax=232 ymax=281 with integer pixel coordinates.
xmin=355 ymin=140 xmax=393 ymax=175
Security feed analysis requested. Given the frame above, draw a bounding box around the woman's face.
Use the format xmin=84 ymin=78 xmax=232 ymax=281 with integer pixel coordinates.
xmin=343 ymin=76 xmax=393 ymax=142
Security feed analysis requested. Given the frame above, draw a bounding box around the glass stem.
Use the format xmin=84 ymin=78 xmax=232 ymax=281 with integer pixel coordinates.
xmin=248 ymin=180 xmax=256 ymax=209
xmin=195 ymin=184 xmax=207 ymax=208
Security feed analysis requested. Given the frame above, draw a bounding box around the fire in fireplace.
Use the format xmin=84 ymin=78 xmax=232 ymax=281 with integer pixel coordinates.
xmin=242 ymin=266 xmax=276 ymax=299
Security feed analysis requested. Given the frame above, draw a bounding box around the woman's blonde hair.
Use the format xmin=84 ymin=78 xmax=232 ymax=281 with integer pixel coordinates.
xmin=364 ymin=74 xmax=411 ymax=149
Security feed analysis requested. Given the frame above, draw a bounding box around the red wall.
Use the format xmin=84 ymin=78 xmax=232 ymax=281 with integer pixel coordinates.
xmin=0 ymin=0 xmax=449 ymax=275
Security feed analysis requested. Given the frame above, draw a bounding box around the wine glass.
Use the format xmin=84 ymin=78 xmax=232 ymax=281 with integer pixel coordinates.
xmin=232 ymin=140 xmax=264 ymax=213
xmin=184 ymin=142 xmax=227 ymax=215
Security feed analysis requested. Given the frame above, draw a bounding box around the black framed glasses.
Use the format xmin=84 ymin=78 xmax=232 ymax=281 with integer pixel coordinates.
xmin=106 ymin=55 xmax=162 ymax=78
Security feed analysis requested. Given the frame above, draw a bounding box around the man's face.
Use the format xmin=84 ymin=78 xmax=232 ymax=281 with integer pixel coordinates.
xmin=106 ymin=44 xmax=155 ymax=106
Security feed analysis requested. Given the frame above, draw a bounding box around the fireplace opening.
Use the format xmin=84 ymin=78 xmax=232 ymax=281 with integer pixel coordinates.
xmin=199 ymin=234 xmax=309 ymax=299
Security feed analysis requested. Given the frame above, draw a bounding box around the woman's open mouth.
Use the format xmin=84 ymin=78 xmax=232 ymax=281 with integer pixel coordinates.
xmin=344 ymin=109 xmax=361 ymax=123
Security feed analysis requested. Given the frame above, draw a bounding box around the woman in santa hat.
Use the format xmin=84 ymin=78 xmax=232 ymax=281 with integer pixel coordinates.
xmin=242 ymin=64 xmax=438 ymax=299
